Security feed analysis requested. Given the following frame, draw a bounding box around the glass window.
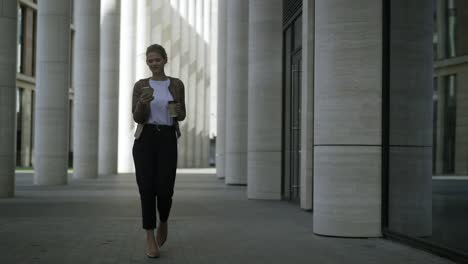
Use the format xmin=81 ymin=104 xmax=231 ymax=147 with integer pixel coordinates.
xmin=16 ymin=88 xmax=22 ymax=165
xmin=433 ymin=0 xmax=439 ymax=59
xmin=70 ymin=30 xmax=74 ymax=88
xmin=17 ymin=6 xmax=23 ymax=73
xmin=442 ymin=75 xmax=457 ymax=174
xmin=17 ymin=5 xmax=37 ymax=76
xmin=282 ymin=26 xmax=292 ymax=200
xmin=32 ymin=10 xmax=37 ymax=77
xmin=71 ymin=0 xmax=74 ymax=24
xmin=445 ymin=0 xmax=468 ymax=58
xmin=31 ymin=90 xmax=35 ymax=167
xmin=432 ymin=77 xmax=438 ymax=173
xmin=293 ymin=15 xmax=302 ymax=51
xmin=386 ymin=0 xmax=468 ymax=259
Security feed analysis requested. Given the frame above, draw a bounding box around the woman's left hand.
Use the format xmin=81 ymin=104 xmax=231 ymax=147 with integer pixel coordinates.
xmin=174 ymin=103 xmax=183 ymax=117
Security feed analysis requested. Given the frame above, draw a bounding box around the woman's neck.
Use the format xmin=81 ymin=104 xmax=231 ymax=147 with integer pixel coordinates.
xmin=151 ymin=72 xmax=167 ymax=81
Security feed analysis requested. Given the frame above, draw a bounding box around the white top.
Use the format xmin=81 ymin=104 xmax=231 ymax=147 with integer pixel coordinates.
xmin=147 ymin=79 xmax=174 ymax=126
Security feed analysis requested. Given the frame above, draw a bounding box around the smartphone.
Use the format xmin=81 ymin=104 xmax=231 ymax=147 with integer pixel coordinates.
xmin=141 ymin=86 xmax=153 ymax=97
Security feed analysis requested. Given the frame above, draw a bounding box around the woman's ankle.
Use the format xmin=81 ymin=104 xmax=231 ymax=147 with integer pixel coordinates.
xmin=146 ymin=229 xmax=155 ymax=239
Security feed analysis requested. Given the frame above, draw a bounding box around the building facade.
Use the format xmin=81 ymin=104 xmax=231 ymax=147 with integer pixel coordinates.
xmin=9 ymin=0 xmax=215 ymax=176
xmin=215 ymin=0 xmax=467 ymax=261
xmin=0 ymin=0 xmax=467 ymax=262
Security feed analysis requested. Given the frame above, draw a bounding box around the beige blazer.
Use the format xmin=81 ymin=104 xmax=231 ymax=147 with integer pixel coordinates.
xmin=132 ymin=77 xmax=186 ymax=139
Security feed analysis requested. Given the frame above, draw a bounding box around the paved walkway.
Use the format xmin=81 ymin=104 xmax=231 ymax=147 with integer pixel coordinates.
xmin=0 ymin=169 xmax=454 ymax=264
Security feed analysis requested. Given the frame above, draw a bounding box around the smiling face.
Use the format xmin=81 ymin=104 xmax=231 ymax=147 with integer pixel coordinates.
xmin=146 ymin=51 xmax=167 ymax=75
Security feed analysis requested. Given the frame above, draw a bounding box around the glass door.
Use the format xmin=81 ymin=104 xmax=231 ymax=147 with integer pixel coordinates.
xmin=289 ymin=53 xmax=302 ymax=202
xmin=283 ymin=51 xmax=302 ymax=203
xmin=282 ymin=13 xmax=302 ymax=203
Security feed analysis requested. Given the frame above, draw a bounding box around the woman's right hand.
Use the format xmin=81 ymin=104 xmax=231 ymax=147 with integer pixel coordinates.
xmin=139 ymin=93 xmax=154 ymax=104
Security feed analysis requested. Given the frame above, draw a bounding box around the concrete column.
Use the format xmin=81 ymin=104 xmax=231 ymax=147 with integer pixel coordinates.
xmin=225 ymin=0 xmax=248 ymax=184
xmin=194 ymin=0 xmax=205 ymax=168
xmin=145 ymin=0 xmax=151 ymax=49
xmin=314 ymin=0 xmax=382 ymax=237
xmin=247 ymin=0 xmax=282 ymax=199
xmin=202 ymin=0 xmax=211 ymax=168
xmin=162 ymin=0 xmax=172 ymax=71
xmin=210 ymin=0 xmax=218 ymax=171
xmin=34 ymin=0 xmax=71 ymax=185
xmin=20 ymin=89 xmax=32 ymax=167
xmin=170 ymin=0 xmax=181 ymax=83
xmin=388 ymin=0 xmax=434 ymax=237
xmin=118 ymin=0 xmax=136 ymax=173
xmin=170 ymin=0 xmax=186 ymax=167
xmin=216 ymin=0 xmax=226 ymax=178
xmin=300 ymin=0 xmax=314 ymax=209
xmin=178 ymin=0 xmax=189 ymax=168
xmin=98 ymin=0 xmax=120 ymax=176
xmin=186 ymin=0 xmax=197 ymax=167
xmin=73 ymin=0 xmax=101 ymax=179
xmin=0 ymin=0 xmax=17 ymax=197
xmin=135 ymin=0 xmax=150 ymax=80
xmin=151 ymin=0 xmax=163 ymax=44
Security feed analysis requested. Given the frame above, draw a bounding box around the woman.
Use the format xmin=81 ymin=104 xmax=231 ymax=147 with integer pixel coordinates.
xmin=132 ymin=44 xmax=186 ymax=258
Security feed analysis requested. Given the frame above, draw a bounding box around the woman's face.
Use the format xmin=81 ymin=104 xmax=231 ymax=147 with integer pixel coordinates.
xmin=146 ymin=51 xmax=167 ymax=75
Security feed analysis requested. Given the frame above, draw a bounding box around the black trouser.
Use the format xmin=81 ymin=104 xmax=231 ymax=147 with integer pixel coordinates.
xmin=132 ymin=124 xmax=177 ymax=230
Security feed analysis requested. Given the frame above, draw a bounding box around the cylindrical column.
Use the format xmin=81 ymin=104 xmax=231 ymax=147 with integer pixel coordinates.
xmin=202 ymin=0 xmax=211 ymax=168
xmin=0 ymin=0 xmax=17 ymax=197
xmin=118 ymin=0 xmax=136 ymax=173
xmin=247 ymin=0 xmax=282 ymax=199
xmin=151 ymin=0 xmax=163 ymax=44
xmin=171 ymin=0 xmax=187 ymax=167
xmin=216 ymin=0 xmax=226 ymax=178
xmin=99 ymin=0 xmax=120 ymax=176
xmin=178 ymin=0 xmax=189 ymax=167
xmin=225 ymin=0 xmax=248 ymax=184
xmin=162 ymin=0 xmax=172 ymax=71
xmin=300 ymin=0 xmax=314 ymax=209
xmin=34 ymin=0 xmax=71 ymax=185
xmin=314 ymin=0 xmax=382 ymax=237
xmin=186 ymin=0 xmax=197 ymax=167
xmin=210 ymin=0 xmax=218 ymax=172
xmin=135 ymin=0 xmax=150 ymax=80
xmin=194 ymin=0 xmax=205 ymax=168
xmin=170 ymin=0 xmax=181 ymax=82
xmin=73 ymin=0 xmax=101 ymax=179
xmin=387 ymin=0 xmax=433 ymax=237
